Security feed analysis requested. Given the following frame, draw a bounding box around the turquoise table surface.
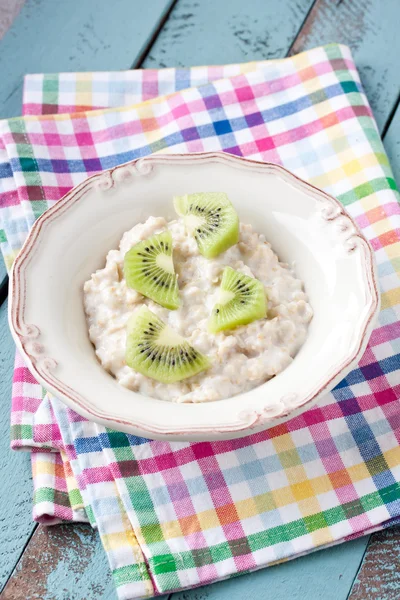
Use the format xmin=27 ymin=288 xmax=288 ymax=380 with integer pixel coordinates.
xmin=0 ymin=1 xmax=400 ymax=598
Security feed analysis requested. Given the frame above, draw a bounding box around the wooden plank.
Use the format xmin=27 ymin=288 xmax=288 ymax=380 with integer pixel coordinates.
xmin=348 ymin=527 xmax=400 ymax=600
xmin=384 ymin=101 xmax=400 ymax=186
xmin=0 ymin=300 xmax=37 ymax=591
xmin=0 ymin=0 xmax=176 ymax=291
xmin=171 ymin=538 xmax=370 ymax=600
xmin=0 ymin=0 xmax=176 ymax=119
xmin=142 ymin=0 xmax=316 ymax=68
xmin=290 ymin=0 xmax=400 ymax=134
xmin=1 ymin=524 xmax=118 ymax=600
xmin=0 ymin=0 xmax=23 ymax=300
xmin=0 ymin=0 xmax=19 ymax=294
xmin=0 ymin=0 xmax=25 ymax=40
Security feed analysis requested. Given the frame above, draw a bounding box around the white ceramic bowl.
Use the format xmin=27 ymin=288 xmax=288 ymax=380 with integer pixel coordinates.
xmin=9 ymin=152 xmax=379 ymax=441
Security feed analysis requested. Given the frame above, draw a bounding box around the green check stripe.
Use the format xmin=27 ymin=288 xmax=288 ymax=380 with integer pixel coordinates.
xmin=325 ymin=44 xmax=347 ymax=60
xmin=85 ymin=504 xmax=96 ymax=526
xmin=68 ymin=487 xmax=84 ymax=509
xmin=148 ymin=482 xmax=400 ymax=581
xmin=33 ymin=487 xmax=55 ymax=504
xmin=11 ymin=424 xmax=33 ymax=441
xmin=33 ymin=487 xmax=71 ymax=507
xmin=42 ymin=73 xmax=59 ymax=106
xmin=113 ymin=564 xmax=151 ymax=586
xmin=338 ymin=177 xmax=398 ymax=205
xmin=7 ymin=120 xmax=49 ymax=220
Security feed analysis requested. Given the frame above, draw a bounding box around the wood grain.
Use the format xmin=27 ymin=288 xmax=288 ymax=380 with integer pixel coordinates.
xmin=290 ymin=0 xmax=400 ymax=134
xmin=171 ymin=538 xmax=370 ymax=600
xmin=348 ymin=527 xmax=400 ymax=600
xmin=0 ymin=0 xmax=17 ymax=289
xmin=0 ymin=300 xmax=36 ymax=591
xmin=0 ymin=0 xmax=176 ymax=120
xmin=0 ymin=0 xmax=176 ymax=306
xmin=142 ymin=0 xmax=315 ymax=68
xmin=0 ymin=0 xmax=15 ymax=299
xmin=0 ymin=0 xmax=24 ymax=40
xmin=1 ymin=524 xmax=117 ymax=600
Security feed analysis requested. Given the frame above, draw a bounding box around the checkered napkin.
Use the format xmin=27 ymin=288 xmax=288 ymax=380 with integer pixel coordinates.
xmin=1 ymin=44 xmax=400 ymax=599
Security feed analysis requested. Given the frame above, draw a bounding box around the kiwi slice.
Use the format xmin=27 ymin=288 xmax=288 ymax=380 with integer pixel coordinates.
xmin=126 ymin=306 xmax=210 ymax=383
xmin=124 ymin=231 xmax=179 ymax=310
xmin=174 ymin=192 xmax=239 ymax=258
xmin=208 ymin=267 xmax=267 ymax=333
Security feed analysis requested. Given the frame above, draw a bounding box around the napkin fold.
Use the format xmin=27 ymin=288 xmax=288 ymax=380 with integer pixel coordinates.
xmin=1 ymin=44 xmax=400 ymax=599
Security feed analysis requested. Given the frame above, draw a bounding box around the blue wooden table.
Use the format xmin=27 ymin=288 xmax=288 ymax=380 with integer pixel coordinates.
xmin=0 ymin=1 xmax=399 ymax=598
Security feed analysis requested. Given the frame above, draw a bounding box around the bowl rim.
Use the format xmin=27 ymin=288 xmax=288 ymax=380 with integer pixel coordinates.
xmin=8 ymin=151 xmax=380 ymax=438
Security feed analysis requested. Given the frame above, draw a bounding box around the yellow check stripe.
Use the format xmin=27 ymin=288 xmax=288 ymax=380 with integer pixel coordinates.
xmin=153 ymin=447 xmax=400 ymax=539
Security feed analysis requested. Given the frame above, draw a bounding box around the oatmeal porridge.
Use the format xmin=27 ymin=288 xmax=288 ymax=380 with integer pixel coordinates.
xmin=84 ymin=216 xmax=313 ymax=402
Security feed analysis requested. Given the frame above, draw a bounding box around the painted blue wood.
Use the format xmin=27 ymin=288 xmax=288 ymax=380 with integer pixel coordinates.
xmin=348 ymin=527 xmax=400 ymax=599
xmin=384 ymin=102 xmax=400 ymax=187
xmin=37 ymin=527 xmax=118 ymax=600
xmin=4 ymin=524 xmax=119 ymax=600
xmin=0 ymin=299 xmax=36 ymax=591
xmin=291 ymin=0 xmax=400 ymax=134
xmin=0 ymin=0 xmax=24 ymax=39
xmin=0 ymin=0 xmax=175 ymax=291
xmin=142 ymin=0 xmax=315 ymax=68
xmin=0 ymin=0 xmax=175 ymax=120
xmin=172 ymin=538 xmax=369 ymax=600
xmin=3 ymin=521 xmax=169 ymax=600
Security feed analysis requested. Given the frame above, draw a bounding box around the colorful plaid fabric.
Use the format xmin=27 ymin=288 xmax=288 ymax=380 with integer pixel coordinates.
xmin=22 ymin=63 xmax=267 ymax=116
xmin=1 ymin=44 xmax=400 ymax=599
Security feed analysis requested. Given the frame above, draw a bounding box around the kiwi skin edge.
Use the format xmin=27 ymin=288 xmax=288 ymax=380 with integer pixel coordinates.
xmin=124 ymin=231 xmax=180 ymax=310
xmin=126 ymin=306 xmax=211 ymax=384
xmin=208 ymin=266 xmax=267 ymax=333
xmin=173 ymin=192 xmax=240 ymax=259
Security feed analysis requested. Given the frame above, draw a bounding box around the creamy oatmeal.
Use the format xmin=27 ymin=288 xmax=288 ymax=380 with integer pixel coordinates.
xmin=84 ymin=216 xmax=313 ymax=402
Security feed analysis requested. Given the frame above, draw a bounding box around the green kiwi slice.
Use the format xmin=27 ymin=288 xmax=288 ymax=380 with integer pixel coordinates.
xmin=208 ymin=266 xmax=267 ymax=333
xmin=124 ymin=231 xmax=179 ymax=310
xmin=126 ymin=306 xmax=210 ymax=383
xmin=173 ymin=192 xmax=239 ymax=258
